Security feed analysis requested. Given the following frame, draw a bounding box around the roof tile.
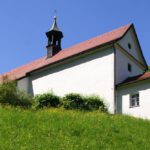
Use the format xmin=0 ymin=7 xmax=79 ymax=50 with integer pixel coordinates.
xmin=118 ymin=72 xmax=150 ymax=86
xmin=0 ymin=24 xmax=131 ymax=81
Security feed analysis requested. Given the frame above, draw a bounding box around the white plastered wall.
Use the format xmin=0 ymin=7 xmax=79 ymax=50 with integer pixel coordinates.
xmin=29 ymin=47 xmax=115 ymax=113
xmin=118 ymin=27 xmax=143 ymax=63
xmin=117 ymin=80 xmax=150 ymax=119
xmin=115 ymin=48 xmax=144 ymax=84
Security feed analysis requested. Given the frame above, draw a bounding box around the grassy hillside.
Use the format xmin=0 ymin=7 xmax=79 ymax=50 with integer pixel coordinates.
xmin=1 ymin=107 xmax=150 ymax=150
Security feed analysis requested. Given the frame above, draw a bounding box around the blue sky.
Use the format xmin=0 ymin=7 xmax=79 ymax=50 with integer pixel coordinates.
xmin=0 ymin=0 xmax=150 ymax=74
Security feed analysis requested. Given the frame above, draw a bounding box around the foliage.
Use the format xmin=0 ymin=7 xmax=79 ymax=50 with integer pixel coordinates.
xmin=62 ymin=93 xmax=85 ymax=110
xmin=0 ymin=76 xmax=32 ymax=108
xmin=16 ymin=91 xmax=33 ymax=108
xmin=62 ymin=93 xmax=107 ymax=111
xmin=84 ymin=95 xmax=107 ymax=111
xmin=1 ymin=107 xmax=150 ymax=149
xmin=33 ymin=92 xmax=60 ymax=108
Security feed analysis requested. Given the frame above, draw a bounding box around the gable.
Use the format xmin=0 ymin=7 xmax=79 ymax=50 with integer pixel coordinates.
xmin=118 ymin=25 xmax=147 ymax=68
xmin=115 ymin=46 xmax=144 ymax=84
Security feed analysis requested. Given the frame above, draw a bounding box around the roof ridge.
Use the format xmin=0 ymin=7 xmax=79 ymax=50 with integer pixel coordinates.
xmin=61 ymin=24 xmax=132 ymax=52
xmin=0 ymin=24 xmax=132 ymax=80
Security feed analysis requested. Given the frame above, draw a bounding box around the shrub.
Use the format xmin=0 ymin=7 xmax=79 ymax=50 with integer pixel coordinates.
xmin=16 ymin=91 xmax=33 ymax=108
xmin=84 ymin=95 xmax=107 ymax=111
xmin=33 ymin=92 xmax=60 ymax=108
xmin=62 ymin=93 xmax=107 ymax=112
xmin=62 ymin=93 xmax=85 ymax=110
xmin=0 ymin=78 xmax=32 ymax=108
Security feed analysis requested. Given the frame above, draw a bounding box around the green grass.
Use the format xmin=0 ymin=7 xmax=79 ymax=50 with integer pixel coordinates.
xmin=1 ymin=107 xmax=150 ymax=150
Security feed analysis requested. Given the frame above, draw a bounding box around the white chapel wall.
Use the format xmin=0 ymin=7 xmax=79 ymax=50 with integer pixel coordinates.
xmin=117 ymin=80 xmax=150 ymax=119
xmin=118 ymin=27 xmax=143 ymax=63
xmin=115 ymin=48 xmax=144 ymax=85
xmin=29 ymin=47 xmax=115 ymax=113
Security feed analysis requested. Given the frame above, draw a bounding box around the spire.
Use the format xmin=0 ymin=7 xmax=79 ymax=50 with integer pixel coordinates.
xmin=50 ymin=16 xmax=60 ymax=31
xmin=46 ymin=16 xmax=63 ymax=58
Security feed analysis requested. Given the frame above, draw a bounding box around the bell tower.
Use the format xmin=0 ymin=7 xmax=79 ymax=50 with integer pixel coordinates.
xmin=46 ymin=16 xmax=63 ymax=58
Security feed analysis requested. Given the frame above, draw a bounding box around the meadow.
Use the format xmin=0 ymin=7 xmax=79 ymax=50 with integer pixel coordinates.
xmin=1 ymin=107 xmax=150 ymax=150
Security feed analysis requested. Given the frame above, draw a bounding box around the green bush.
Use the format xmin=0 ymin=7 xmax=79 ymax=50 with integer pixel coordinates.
xmin=62 ymin=93 xmax=85 ymax=110
xmin=33 ymin=92 xmax=60 ymax=108
xmin=16 ymin=91 xmax=33 ymax=108
xmin=62 ymin=93 xmax=107 ymax=112
xmin=84 ymin=95 xmax=107 ymax=111
xmin=0 ymin=79 xmax=32 ymax=108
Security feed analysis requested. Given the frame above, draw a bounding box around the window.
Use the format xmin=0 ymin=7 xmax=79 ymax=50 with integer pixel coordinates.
xmin=128 ymin=43 xmax=132 ymax=49
xmin=130 ymin=93 xmax=139 ymax=107
xmin=128 ymin=63 xmax=132 ymax=72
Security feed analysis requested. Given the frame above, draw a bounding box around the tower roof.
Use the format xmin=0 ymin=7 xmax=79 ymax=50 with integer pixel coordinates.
xmin=50 ymin=16 xmax=60 ymax=31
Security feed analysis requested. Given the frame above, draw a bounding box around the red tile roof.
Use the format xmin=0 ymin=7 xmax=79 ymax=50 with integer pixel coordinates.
xmin=0 ymin=24 xmax=131 ymax=81
xmin=118 ymin=72 xmax=150 ymax=86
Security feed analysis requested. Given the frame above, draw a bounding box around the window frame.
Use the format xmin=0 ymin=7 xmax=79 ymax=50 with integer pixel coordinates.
xmin=130 ymin=93 xmax=140 ymax=108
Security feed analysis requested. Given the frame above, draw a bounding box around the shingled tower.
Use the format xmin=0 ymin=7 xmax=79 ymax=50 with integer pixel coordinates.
xmin=46 ymin=16 xmax=63 ymax=58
